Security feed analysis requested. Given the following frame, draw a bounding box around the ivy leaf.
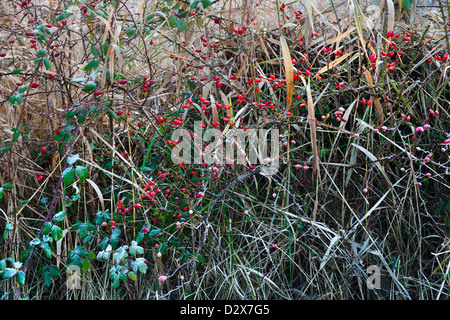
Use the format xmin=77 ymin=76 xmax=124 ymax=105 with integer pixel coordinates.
xmin=62 ymin=167 xmax=75 ymax=185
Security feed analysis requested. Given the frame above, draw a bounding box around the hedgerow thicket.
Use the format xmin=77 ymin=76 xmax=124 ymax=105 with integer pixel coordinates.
xmin=0 ymin=0 xmax=449 ymax=300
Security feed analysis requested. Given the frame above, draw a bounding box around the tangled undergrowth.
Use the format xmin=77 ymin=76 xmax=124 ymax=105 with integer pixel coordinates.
xmin=0 ymin=0 xmax=449 ymax=300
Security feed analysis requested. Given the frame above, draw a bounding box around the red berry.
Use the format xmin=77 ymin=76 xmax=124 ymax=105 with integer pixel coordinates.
xmin=40 ymin=147 xmax=46 ymax=154
xmin=31 ymin=82 xmax=39 ymax=88
xmin=94 ymin=90 xmax=101 ymax=96
xmin=116 ymin=110 xmax=124 ymax=116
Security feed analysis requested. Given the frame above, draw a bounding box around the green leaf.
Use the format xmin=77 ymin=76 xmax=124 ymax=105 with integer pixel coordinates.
xmin=1 ymin=147 xmax=12 ymax=153
xmin=12 ymin=130 xmax=21 ymax=142
xmin=70 ymin=77 xmax=86 ymax=83
xmin=168 ymin=16 xmax=177 ymax=27
xmin=71 ymin=221 xmax=95 ymax=240
xmin=56 ymin=10 xmax=72 ymax=21
xmin=16 ymin=271 xmax=25 ymax=286
xmin=2 ymin=268 xmax=17 ymax=280
xmin=112 ymin=275 xmax=120 ymax=289
xmin=3 ymin=183 xmax=14 ymax=190
xmin=84 ymin=80 xmax=97 ymax=92
xmin=67 ymin=154 xmax=80 ymax=165
xmin=129 ymin=240 xmax=144 ymax=255
xmin=51 ymin=225 xmax=63 ymax=241
xmin=110 ymin=227 xmax=121 ymax=248
xmin=128 ymin=271 xmax=137 ymax=281
xmin=190 ymin=0 xmax=199 ymax=7
xmin=98 ymin=237 xmax=109 ymax=250
xmin=75 ymin=166 xmax=88 ymax=181
xmin=94 ymin=211 xmax=110 ymax=225
xmin=40 ymin=241 xmax=52 ymax=258
xmin=12 ymin=69 xmax=24 ymax=74
xmin=53 ymin=211 xmax=66 ymax=222
xmin=18 ymin=86 xmax=28 ymax=94
xmin=38 ymin=48 xmax=47 ymax=57
xmin=0 ymin=188 xmax=3 ymax=200
xmin=43 ymin=57 xmax=52 ymax=70
xmin=62 ymin=167 xmax=75 ymax=185
xmin=108 ymin=109 xmax=121 ymax=121
xmin=402 ymin=0 xmax=413 ymax=10
xmin=113 ymin=246 xmax=128 ymax=263
xmin=81 ymin=259 xmax=90 ymax=273
xmin=91 ymin=44 xmax=100 ymax=57
xmin=42 ymin=222 xmax=52 ymax=235
xmin=201 ymin=0 xmax=212 ymax=8
xmin=84 ymin=59 xmax=99 ymax=71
